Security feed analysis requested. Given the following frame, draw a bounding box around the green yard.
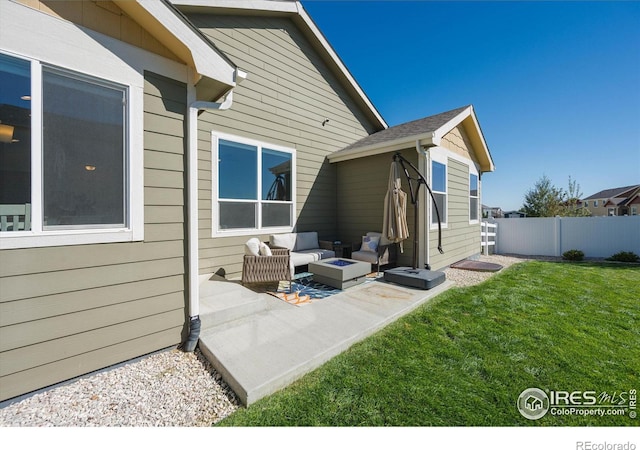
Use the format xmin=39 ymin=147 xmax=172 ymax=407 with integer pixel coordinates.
xmin=219 ymin=261 xmax=639 ymax=426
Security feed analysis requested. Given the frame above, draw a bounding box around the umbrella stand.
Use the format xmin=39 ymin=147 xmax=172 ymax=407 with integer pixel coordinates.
xmin=392 ymin=152 xmax=444 ymax=269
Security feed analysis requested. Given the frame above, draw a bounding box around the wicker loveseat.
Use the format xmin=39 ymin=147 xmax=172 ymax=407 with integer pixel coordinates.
xmin=241 ymin=238 xmax=291 ymax=288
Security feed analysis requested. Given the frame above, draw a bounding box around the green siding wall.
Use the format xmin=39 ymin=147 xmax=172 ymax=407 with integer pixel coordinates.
xmin=337 ymin=149 xmax=417 ymax=268
xmin=336 ymin=150 xmax=482 ymax=271
xmin=186 ymin=14 xmax=379 ymax=278
xmin=428 ymin=158 xmax=481 ymax=270
xmin=0 ymin=72 xmax=188 ymax=401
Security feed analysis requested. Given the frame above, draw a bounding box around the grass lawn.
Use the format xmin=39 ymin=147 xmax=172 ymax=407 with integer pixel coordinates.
xmin=218 ymin=261 xmax=640 ymax=426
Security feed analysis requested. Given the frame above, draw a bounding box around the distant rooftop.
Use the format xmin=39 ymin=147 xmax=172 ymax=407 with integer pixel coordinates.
xmin=583 ymin=185 xmax=640 ymax=200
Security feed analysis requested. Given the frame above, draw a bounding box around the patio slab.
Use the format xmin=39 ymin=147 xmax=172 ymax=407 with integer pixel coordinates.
xmin=198 ymin=276 xmax=453 ymax=405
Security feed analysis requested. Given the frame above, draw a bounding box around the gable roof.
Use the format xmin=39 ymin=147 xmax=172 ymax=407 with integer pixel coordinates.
xmin=335 ymin=106 xmax=468 ymax=154
xmin=169 ymin=0 xmax=387 ymax=130
xmin=328 ymin=105 xmax=495 ymax=173
xmin=584 ymin=185 xmax=640 ymax=200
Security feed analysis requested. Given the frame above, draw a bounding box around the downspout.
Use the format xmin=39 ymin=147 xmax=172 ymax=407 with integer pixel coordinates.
xmin=182 ymin=71 xmax=244 ymax=352
xmin=417 ymin=141 xmax=431 ymax=270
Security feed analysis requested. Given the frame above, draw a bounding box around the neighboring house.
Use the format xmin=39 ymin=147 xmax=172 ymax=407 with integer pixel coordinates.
xmin=0 ymin=0 xmax=494 ymax=402
xmin=328 ymin=105 xmax=495 ymax=270
xmin=482 ymin=205 xmax=503 ymax=219
xmin=503 ymin=210 xmax=527 ymax=218
xmin=581 ymin=185 xmax=640 ymax=216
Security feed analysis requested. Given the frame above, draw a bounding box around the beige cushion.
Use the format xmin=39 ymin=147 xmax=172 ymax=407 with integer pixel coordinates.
xmin=244 ymin=238 xmax=261 ymax=256
xmin=351 ymin=250 xmax=379 ymax=264
xmin=259 ymin=242 xmax=272 ymax=256
xmin=270 ymin=233 xmax=296 ymax=250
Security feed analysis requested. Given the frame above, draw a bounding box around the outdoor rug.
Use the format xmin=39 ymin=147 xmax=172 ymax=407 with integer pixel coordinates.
xmin=268 ymin=272 xmax=381 ymax=306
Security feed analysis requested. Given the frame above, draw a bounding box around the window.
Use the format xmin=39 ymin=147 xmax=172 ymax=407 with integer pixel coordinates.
xmin=469 ymin=173 xmax=479 ymax=222
xmin=632 ymin=207 xmax=638 ymax=216
xmin=0 ymin=54 xmax=31 ymax=230
xmin=0 ymin=52 xmax=140 ymax=248
xmin=594 ymin=200 xmax=599 ymax=207
xmin=214 ymin=133 xmax=294 ymax=235
xmin=431 ymin=160 xmax=446 ymax=226
xmin=584 ymin=201 xmax=589 ymax=207
xmin=42 ymin=67 xmax=126 ymax=228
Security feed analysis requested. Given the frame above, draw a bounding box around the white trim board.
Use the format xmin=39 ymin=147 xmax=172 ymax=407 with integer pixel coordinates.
xmin=0 ymin=2 xmax=191 ymax=250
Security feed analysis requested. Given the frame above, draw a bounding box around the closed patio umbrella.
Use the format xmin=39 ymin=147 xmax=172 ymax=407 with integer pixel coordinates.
xmin=382 ymin=159 xmax=409 ymax=252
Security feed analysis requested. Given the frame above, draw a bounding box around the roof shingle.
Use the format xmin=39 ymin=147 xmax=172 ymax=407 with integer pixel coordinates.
xmin=337 ymin=105 xmax=469 ymax=153
xmin=584 ymin=185 xmax=640 ymax=200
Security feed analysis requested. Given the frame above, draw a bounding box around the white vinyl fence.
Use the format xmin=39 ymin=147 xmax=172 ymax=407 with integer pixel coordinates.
xmin=481 ymin=221 xmax=497 ymax=255
xmin=492 ymin=216 xmax=640 ymax=258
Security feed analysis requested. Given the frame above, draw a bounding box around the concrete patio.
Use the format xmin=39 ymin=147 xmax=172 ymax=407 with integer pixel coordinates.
xmin=197 ymin=273 xmax=453 ymax=405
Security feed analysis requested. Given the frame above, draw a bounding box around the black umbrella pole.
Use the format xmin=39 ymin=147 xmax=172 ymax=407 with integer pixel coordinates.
xmin=393 ymin=153 xmax=444 ymax=267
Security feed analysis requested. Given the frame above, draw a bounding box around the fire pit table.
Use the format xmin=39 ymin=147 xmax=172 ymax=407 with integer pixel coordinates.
xmin=308 ymin=258 xmax=372 ymax=290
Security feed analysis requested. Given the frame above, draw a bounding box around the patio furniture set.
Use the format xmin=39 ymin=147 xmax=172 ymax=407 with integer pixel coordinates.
xmin=241 ymin=231 xmax=397 ymax=291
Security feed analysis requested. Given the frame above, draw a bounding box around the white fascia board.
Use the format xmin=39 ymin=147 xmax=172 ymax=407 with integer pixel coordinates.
xmin=328 ymin=133 xmax=437 ymax=163
xmin=432 ymin=105 xmax=495 ymax=173
xmin=432 ymin=106 xmax=472 ymax=143
xmin=465 ymin=107 xmax=495 ymax=172
xmin=170 ymin=0 xmax=298 ymax=14
xmin=121 ymin=0 xmax=236 ymax=87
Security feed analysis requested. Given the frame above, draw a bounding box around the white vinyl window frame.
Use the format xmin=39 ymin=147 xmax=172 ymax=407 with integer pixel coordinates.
xmin=0 ymin=28 xmax=146 ymax=249
xmin=429 ymin=149 xmax=448 ymax=229
xmin=211 ymin=131 xmax=296 ymax=237
xmin=469 ymin=170 xmax=479 ymax=224
xmin=0 ymin=53 xmax=142 ymax=250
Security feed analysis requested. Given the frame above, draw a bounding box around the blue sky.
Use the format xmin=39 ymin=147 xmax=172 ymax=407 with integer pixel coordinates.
xmin=302 ymin=0 xmax=640 ymax=211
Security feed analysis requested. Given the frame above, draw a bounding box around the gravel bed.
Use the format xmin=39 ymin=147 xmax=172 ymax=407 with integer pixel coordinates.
xmin=442 ymin=253 xmax=533 ymax=287
xmin=0 ymin=349 xmax=240 ymax=427
xmin=0 ymin=254 xmax=540 ymax=427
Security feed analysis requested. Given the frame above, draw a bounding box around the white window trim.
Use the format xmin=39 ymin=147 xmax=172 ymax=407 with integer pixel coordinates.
xmin=429 ymin=148 xmax=448 ymax=230
xmin=469 ymin=170 xmax=480 ymax=224
xmin=0 ymin=51 xmax=143 ymax=250
xmin=0 ymin=7 xmax=153 ymax=250
xmin=211 ymin=131 xmax=296 ymax=237
xmin=1 ymin=3 xmax=194 ymax=250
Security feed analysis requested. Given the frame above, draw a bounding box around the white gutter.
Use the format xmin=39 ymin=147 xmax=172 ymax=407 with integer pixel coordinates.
xmin=183 ymin=68 xmax=246 ymax=352
xmin=328 ymin=132 xmax=439 ymax=163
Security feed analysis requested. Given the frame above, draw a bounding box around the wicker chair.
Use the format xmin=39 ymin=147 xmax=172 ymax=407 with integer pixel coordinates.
xmin=241 ymin=247 xmax=292 ymax=289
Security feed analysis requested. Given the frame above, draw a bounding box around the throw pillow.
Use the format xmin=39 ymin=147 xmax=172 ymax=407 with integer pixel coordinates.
xmin=259 ymin=242 xmax=273 ymax=256
xmin=361 ymin=235 xmax=380 ymax=252
xmin=244 ymin=238 xmax=261 ymax=256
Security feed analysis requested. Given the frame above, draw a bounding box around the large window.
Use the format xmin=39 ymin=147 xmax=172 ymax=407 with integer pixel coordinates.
xmin=469 ymin=173 xmax=479 ymax=222
xmin=0 ymin=52 xmax=138 ymax=248
xmin=0 ymin=54 xmax=31 ymax=230
xmin=431 ymin=160 xmax=447 ymax=226
xmin=214 ymin=133 xmax=294 ymax=235
xmin=42 ymin=67 xmax=126 ymax=228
